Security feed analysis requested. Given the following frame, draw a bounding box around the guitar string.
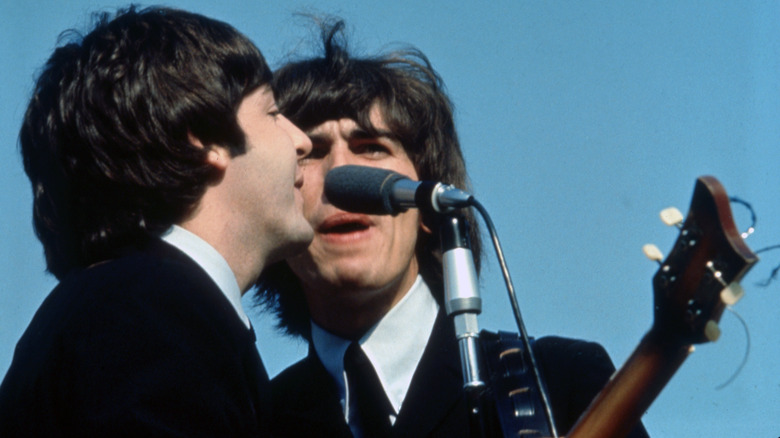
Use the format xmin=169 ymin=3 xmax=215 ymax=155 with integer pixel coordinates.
xmin=711 ymin=197 xmax=774 ymax=389
xmin=714 ymin=307 xmax=750 ymax=390
xmin=729 ymin=196 xmax=780 ymax=287
xmin=754 ymin=245 xmax=780 ymax=287
xmin=728 ymin=196 xmax=756 ymax=240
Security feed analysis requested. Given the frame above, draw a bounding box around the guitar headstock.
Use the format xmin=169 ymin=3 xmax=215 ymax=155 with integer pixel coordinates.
xmin=648 ymin=176 xmax=758 ymax=345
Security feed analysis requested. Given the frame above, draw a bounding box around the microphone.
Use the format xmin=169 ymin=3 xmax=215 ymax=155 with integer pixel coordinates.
xmin=324 ymin=165 xmax=473 ymax=215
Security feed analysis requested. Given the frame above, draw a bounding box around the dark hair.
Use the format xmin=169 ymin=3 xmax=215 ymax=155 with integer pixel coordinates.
xmin=256 ymin=20 xmax=482 ymax=339
xmin=21 ymin=6 xmax=272 ymax=279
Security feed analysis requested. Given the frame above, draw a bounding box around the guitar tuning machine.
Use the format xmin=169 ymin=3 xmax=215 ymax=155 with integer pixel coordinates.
xmin=705 ymin=261 xmax=727 ymax=287
xmin=642 ymin=244 xmax=664 ymax=264
xmin=720 ymin=282 xmax=745 ymax=306
xmin=704 ymin=320 xmax=721 ymax=342
xmin=685 ymin=299 xmax=721 ymax=341
xmin=643 ymin=243 xmax=677 ymax=286
xmin=643 ymin=207 xmax=689 ymax=263
xmin=660 ymin=207 xmax=684 ymax=228
xmin=705 ymin=261 xmax=746 ymax=306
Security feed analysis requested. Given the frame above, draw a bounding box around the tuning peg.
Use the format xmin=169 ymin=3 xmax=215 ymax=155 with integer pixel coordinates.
xmin=720 ymin=282 xmax=745 ymax=306
xmin=660 ymin=207 xmax=684 ymax=227
xmin=704 ymin=320 xmax=721 ymax=342
xmin=642 ymin=244 xmax=664 ymax=263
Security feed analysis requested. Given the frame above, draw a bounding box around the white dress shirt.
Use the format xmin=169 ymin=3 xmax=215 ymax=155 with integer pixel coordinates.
xmin=161 ymin=225 xmax=250 ymax=328
xmin=311 ymin=275 xmax=439 ymax=436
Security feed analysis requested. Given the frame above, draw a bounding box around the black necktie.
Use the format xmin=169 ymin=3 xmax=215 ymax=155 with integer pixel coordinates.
xmin=343 ymin=342 xmax=394 ymax=438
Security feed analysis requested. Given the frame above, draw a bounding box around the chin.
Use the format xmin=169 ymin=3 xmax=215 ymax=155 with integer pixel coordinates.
xmin=291 ymin=228 xmax=315 ymax=250
xmin=272 ymin=228 xmax=315 ymax=262
xmin=310 ymin=268 xmax=373 ymax=291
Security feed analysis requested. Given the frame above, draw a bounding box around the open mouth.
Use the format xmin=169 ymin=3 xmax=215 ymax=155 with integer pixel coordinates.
xmin=318 ymin=214 xmax=372 ymax=235
xmin=323 ymin=222 xmax=369 ymax=234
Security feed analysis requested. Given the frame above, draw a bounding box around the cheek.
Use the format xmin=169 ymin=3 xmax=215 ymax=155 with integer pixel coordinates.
xmin=393 ymin=211 xmax=422 ymax=251
xmin=394 ymin=156 xmax=419 ymax=180
xmin=300 ymin=168 xmax=325 ymax=215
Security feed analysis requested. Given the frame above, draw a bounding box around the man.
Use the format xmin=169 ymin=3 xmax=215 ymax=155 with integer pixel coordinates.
xmin=0 ymin=6 xmax=312 ymax=436
xmin=258 ymin=22 xmax=649 ymax=438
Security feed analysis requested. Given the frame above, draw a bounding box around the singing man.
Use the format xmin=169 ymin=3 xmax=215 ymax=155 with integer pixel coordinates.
xmin=258 ymin=20 xmax=649 ymax=438
xmin=0 ymin=6 xmax=312 ymax=436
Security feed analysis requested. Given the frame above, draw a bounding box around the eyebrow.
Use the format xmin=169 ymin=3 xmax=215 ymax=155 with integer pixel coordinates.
xmin=351 ymin=127 xmax=397 ymax=141
xmin=306 ymin=126 xmax=400 ymax=143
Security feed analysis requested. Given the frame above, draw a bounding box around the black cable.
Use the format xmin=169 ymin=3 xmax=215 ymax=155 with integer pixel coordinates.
xmin=469 ymin=198 xmax=559 ymax=438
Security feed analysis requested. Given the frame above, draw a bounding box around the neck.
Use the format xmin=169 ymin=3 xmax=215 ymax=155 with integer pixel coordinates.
xmin=305 ymin=270 xmax=420 ymax=340
xmin=178 ymin=207 xmax=266 ymax=295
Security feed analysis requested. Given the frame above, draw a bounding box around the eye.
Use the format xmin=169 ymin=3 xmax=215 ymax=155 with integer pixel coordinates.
xmin=299 ymin=141 xmax=329 ymax=162
xmin=354 ymin=142 xmax=391 ymax=157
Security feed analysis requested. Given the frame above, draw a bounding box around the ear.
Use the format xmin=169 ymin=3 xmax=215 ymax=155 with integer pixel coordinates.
xmin=189 ymin=133 xmax=229 ymax=172
xmin=205 ymin=146 xmax=230 ymax=172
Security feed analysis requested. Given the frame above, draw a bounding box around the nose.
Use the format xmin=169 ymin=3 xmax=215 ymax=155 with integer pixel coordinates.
xmin=327 ymin=141 xmax=356 ymax=169
xmin=281 ymin=115 xmax=312 ymax=158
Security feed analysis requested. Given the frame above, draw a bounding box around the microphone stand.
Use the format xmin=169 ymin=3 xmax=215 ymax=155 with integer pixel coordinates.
xmin=441 ymin=204 xmax=559 ymax=438
xmin=440 ymin=214 xmax=488 ymax=438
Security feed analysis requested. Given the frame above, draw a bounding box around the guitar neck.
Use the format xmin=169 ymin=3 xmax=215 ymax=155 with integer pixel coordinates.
xmin=566 ymin=176 xmax=758 ymax=438
xmin=567 ymin=330 xmax=692 ymax=438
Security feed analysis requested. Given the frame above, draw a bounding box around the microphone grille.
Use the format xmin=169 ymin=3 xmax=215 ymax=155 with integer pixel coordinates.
xmin=324 ymin=165 xmax=405 ymax=215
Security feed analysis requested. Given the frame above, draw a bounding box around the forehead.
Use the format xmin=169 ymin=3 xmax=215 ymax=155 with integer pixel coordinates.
xmin=367 ymin=104 xmax=389 ymax=130
xmin=238 ymin=85 xmax=274 ymax=112
xmin=307 ymin=103 xmax=394 ymax=139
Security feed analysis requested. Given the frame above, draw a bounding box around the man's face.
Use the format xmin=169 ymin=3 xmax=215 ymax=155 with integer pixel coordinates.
xmin=287 ymin=105 xmax=423 ymax=325
xmin=226 ymin=85 xmax=313 ymax=264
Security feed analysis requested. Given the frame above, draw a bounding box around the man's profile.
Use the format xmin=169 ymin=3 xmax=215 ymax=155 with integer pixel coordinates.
xmin=0 ymin=6 xmax=312 ymax=436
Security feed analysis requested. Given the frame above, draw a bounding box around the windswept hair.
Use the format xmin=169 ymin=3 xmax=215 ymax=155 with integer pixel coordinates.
xmin=21 ymin=6 xmax=271 ymax=279
xmin=256 ymin=20 xmax=482 ymax=339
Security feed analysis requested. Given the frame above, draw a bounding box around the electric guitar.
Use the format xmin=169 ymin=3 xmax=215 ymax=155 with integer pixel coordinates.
xmin=567 ymin=175 xmax=758 ymax=438
xmin=484 ymin=176 xmax=759 ymax=438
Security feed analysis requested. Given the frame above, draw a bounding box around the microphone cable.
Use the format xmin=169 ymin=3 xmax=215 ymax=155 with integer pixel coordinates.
xmin=468 ymin=198 xmax=559 ymax=438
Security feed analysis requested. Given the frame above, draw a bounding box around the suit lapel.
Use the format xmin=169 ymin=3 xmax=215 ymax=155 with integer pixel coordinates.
xmin=391 ymin=310 xmax=467 ymax=437
xmin=150 ymin=238 xmax=274 ymax=431
xmin=271 ymin=349 xmax=353 ymax=438
xmin=243 ymin=325 xmax=272 ymax=430
xmin=272 ymin=310 xmax=468 ymax=437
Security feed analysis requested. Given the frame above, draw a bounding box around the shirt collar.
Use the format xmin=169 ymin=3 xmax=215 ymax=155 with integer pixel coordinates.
xmin=161 ymin=225 xmax=250 ymax=328
xmin=311 ymin=275 xmax=439 ymax=416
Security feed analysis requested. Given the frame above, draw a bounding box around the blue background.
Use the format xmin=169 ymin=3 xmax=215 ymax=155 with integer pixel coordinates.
xmin=2 ymin=1 xmax=779 ymax=436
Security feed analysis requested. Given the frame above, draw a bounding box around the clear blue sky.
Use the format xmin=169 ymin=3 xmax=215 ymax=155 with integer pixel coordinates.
xmin=2 ymin=1 xmax=779 ymax=436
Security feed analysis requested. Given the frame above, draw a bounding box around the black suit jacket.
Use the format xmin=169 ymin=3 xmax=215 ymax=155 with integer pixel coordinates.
xmin=270 ymin=311 xmax=649 ymax=437
xmin=0 ymin=238 xmax=270 ymax=437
